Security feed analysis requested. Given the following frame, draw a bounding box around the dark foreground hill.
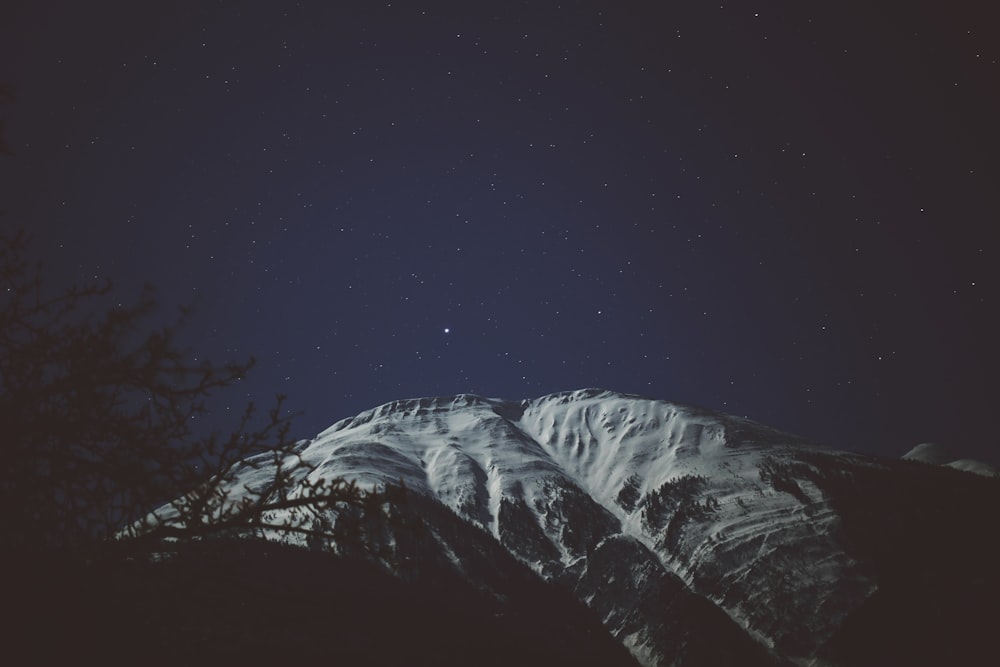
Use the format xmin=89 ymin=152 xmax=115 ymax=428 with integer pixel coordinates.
xmin=11 ymin=536 xmax=638 ymax=666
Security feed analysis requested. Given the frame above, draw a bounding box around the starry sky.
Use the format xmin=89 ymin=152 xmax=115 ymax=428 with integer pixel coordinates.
xmin=2 ymin=1 xmax=997 ymax=464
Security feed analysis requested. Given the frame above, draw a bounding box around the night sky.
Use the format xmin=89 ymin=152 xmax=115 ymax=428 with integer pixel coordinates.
xmin=2 ymin=2 xmax=997 ymax=464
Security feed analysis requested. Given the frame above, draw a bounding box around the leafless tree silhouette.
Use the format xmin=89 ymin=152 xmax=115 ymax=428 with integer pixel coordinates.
xmin=0 ymin=229 xmax=389 ymax=564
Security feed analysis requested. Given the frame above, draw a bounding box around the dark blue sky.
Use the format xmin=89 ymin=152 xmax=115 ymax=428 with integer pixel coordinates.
xmin=2 ymin=1 xmax=997 ymax=463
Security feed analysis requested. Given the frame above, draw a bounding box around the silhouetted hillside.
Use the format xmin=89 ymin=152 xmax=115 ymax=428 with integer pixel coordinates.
xmin=11 ymin=535 xmax=638 ymax=666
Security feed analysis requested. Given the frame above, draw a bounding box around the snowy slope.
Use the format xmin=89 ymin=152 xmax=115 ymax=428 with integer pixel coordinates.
xmin=944 ymin=458 xmax=998 ymax=476
xmin=143 ymin=388 xmax=1000 ymax=665
xmin=137 ymin=389 xmax=1000 ymax=665
xmin=903 ymin=442 xmax=998 ymax=477
xmin=174 ymin=389 xmax=874 ymax=664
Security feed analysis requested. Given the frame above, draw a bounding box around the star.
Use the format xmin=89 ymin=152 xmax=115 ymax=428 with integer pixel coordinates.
xmin=4 ymin=0 xmax=995 ymax=467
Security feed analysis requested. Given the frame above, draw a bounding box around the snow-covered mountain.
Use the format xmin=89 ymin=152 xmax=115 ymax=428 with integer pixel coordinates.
xmin=903 ymin=442 xmax=998 ymax=477
xmin=150 ymin=389 xmax=1000 ymax=666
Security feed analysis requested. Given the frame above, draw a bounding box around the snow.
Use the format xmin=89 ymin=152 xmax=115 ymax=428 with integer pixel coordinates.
xmin=945 ymin=458 xmax=998 ymax=477
xmin=145 ymin=388 xmax=884 ymax=665
xmin=902 ymin=442 xmax=952 ymax=464
xmin=903 ymin=442 xmax=997 ymax=476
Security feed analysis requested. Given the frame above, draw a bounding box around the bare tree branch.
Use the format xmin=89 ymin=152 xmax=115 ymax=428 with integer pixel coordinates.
xmin=1 ymin=229 xmax=383 ymax=561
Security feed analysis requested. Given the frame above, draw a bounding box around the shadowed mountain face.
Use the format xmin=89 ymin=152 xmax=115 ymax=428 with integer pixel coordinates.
xmin=11 ymin=536 xmax=639 ymax=667
xmin=145 ymin=389 xmax=1000 ymax=666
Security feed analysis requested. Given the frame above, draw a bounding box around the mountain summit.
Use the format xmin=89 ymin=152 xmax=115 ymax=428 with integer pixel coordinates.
xmin=150 ymin=389 xmax=1000 ymax=666
xmin=903 ymin=442 xmax=998 ymax=477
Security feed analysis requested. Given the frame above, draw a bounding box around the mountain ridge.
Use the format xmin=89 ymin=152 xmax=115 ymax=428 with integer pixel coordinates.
xmin=145 ymin=388 xmax=1000 ymax=666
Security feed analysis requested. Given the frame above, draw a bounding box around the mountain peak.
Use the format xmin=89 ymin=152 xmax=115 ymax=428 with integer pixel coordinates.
xmin=200 ymin=389 xmax=852 ymax=663
xmin=144 ymin=389 xmax=1000 ymax=666
xmin=902 ymin=442 xmax=952 ymax=465
xmin=902 ymin=442 xmax=997 ymax=476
